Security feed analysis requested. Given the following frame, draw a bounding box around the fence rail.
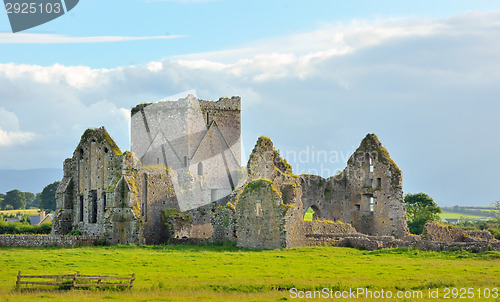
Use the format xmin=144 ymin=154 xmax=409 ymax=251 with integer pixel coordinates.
xmin=16 ymin=271 xmax=135 ymax=290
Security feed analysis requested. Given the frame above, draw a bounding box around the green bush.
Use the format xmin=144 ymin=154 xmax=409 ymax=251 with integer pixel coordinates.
xmin=67 ymin=230 xmax=82 ymax=236
xmin=487 ymin=227 xmax=500 ymax=240
xmin=0 ymin=220 xmax=51 ymax=234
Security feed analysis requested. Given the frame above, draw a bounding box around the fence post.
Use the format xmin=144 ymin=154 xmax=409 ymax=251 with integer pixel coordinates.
xmin=72 ymin=272 xmax=78 ymax=289
xmin=130 ymin=273 xmax=135 ymax=289
xmin=16 ymin=271 xmax=21 ymax=290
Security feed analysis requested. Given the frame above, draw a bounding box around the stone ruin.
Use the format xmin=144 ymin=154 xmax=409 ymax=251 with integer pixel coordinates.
xmin=51 ymin=95 xmax=498 ymax=250
xmin=53 ymin=95 xmax=241 ymax=244
xmin=211 ymin=134 xmax=409 ymax=249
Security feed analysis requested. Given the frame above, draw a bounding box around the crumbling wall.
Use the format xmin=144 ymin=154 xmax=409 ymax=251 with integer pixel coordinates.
xmin=302 ymin=221 xmax=358 ymax=235
xmin=421 ymin=221 xmax=467 ymax=243
xmin=343 ymin=134 xmax=408 ymax=237
xmin=186 ymin=203 xmax=215 ymax=239
xmin=211 ymin=203 xmax=237 ymax=242
xmin=300 ymin=134 xmax=408 ymax=238
xmin=422 ymin=221 xmax=497 ymax=243
xmin=138 ymin=168 xmax=178 ymax=244
xmin=230 ymin=134 xmax=410 ymax=249
xmin=231 ymin=137 xmax=303 ymax=249
xmin=52 ymin=128 xmax=144 ymax=245
xmin=235 ymin=179 xmax=288 ymax=249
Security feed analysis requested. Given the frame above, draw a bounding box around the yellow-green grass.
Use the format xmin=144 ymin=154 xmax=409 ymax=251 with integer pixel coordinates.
xmin=0 ymin=245 xmax=498 ymax=301
xmin=0 ymin=209 xmax=40 ymax=216
xmin=303 ymin=208 xmax=314 ymax=221
xmin=440 ymin=211 xmax=490 ymax=220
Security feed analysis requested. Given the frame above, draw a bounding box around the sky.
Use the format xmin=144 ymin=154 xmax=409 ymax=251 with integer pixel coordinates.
xmin=1 ymin=0 xmax=500 ymax=206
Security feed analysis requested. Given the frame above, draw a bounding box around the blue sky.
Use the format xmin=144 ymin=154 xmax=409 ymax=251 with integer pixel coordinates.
xmin=1 ymin=1 xmax=500 ymax=206
xmin=2 ymin=0 xmax=500 ymax=67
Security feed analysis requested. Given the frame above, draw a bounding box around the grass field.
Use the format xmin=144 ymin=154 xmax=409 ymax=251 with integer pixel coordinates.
xmin=440 ymin=211 xmax=494 ymax=221
xmin=0 ymin=209 xmax=40 ymax=216
xmin=0 ymin=245 xmax=498 ymax=301
xmin=440 ymin=211 xmax=490 ymax=220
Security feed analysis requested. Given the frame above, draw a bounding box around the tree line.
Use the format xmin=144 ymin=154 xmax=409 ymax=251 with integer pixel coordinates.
xmin=404 ymin=192 xmax=500 ymax=239
xmin=0 ymin=181 xmax=60 ymax=211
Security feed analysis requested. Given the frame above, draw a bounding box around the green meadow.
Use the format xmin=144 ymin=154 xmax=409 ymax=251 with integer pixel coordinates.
xmin=440 ymin=211 xmax=489 ymax=220
xmin=0 ymin=245 xmax=498 ymax=301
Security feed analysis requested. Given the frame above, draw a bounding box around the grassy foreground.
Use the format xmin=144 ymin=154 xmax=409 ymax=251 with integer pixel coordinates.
xmin=0 ymin=244 xmax=499 ymax=301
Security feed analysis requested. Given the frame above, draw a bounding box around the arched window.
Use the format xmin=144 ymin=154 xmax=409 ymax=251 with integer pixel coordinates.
xmin=198 ymin=162 xmax=203 ymax=176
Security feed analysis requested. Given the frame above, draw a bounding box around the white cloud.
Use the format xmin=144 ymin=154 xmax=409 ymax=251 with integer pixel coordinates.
xmin=0 ymin=107 xmax=21 ymax=131
xmin=0 ymin=33 xmax=186 ymax=44
xmin=0 ymin=127 xmax=35 ymax=146
xmin=1 ymin=10 xmax=500 ymax=205
xmin=0 ymin=108 xmax=35 ymax=146
xmin=147 ymin=61 xmax=163 ymax=72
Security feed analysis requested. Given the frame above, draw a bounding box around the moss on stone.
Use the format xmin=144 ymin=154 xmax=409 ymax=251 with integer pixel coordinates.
xmin=161 ymin=209 xmax=192 ymax=238
xmin=77 ymin=128 xmax=122 ymax=156
xmin=131 ymin=102 xmax=153 ymax=116
xmin=245 ymin=178 xmax=273 ymax=191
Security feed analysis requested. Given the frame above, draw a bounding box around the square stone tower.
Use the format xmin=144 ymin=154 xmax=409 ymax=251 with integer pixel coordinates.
xmin=130 ymin=95 xmax=241 ymax=211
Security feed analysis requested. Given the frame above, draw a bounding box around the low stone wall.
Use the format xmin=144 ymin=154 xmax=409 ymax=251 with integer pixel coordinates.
xmin=0 ymin=235 xmax=104 ymax=247
xmin=421 ymin=221 xmax=467 ymax=243
xmin=417 ymin=240 xmax=500 ymax=253
xmin=302 ymin=221 xmax=358 ymax=235
xmin=303 ymin=233 xmax=500 ymax=252
xmin=465 ymin=230 xmax=495 ymax=242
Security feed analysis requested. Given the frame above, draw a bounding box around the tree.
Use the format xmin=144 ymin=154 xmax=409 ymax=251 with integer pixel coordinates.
xmin=0 ymin=193 xmax=5 ymax=210
xmin=23 ymin=192 xmax=36 ymax=209
xmin=492 ymin=200 xmax=500 ymax=220
xmin=404 ymin=192 xmax=442 ymax=235
xmin=34 ymin=193 xmax=41 ymax=209
xmin=39 ymin=181 xmax=60 ymax=211
xmin=3 ymin=190 xmax=27 ymax=210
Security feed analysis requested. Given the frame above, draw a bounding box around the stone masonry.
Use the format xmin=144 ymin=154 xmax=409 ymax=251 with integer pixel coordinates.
xmin=53 ymin=96 xmax=241 ymax=245
xmin=53 ymin=95 xmax=491 ymax=251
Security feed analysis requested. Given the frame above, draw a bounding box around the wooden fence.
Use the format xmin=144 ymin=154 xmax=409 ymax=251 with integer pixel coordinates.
xmin=16 ymin=271 xmax=135 ymax=290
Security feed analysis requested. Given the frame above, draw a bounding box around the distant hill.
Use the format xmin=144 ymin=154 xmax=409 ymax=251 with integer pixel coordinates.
xmin=0 ymin=169 xmax=63 ymax=194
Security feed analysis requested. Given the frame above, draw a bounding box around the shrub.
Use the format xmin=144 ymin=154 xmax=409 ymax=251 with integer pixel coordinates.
xmin=0 ymin=220 xmax=51 ymax=234
xmin=67 ymin=230 xmax=82 ymax=236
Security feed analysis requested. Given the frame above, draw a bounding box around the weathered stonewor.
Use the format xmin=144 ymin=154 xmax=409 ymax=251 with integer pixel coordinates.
xmin=52 ymin=95 xmax=241 ymax=245
xmin=228 ymin=134 xmax=409 ymax=249
xmin=48 ymin=93 xmax=496 ymax=252
xmin=0 ymin=235 xmax=104 ymax=247
xmin=417 ymin=240 xmax=500 ymax=252
xmin=298 ymin=221 xmax=499 ymax=252
xmin=299 ymin=134 xmax=408 ymax=237
xmin=421 ymin=221 xmax=497 ymax=243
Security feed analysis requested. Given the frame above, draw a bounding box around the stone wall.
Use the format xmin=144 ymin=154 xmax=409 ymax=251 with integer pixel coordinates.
xmin=421 ymin=221 xmax=467 ymax=242
xmin=302 ymin=221 xmax=358 ymax=236
xmin=140 ymin=169 xmax=178 ymax=244
xmin=0 ymin=235 xmax=104 ymax=247
xmin=232 ymin=137 xmax=304 ymax=249
xmin=235 ymin=179 xmax=288 ymax=249
xmin=211 ymin=203 xmax=237 ymax=242
xmin=230 ymin=134 xmax=409 ymax=250
xmin=301 ymin=233 xmax=500 ymax=252
xmin=299 ymin=134 xmax=408 ymax=238
xmin=422 ymin=221 xmax=497 ymax=243
xmin=53 ymin=127 xmax=144 ymax=245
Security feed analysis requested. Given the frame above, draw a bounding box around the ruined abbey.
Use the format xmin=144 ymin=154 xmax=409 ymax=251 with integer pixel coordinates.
xmin=52 ymin=95 xmax=411 ymax=248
